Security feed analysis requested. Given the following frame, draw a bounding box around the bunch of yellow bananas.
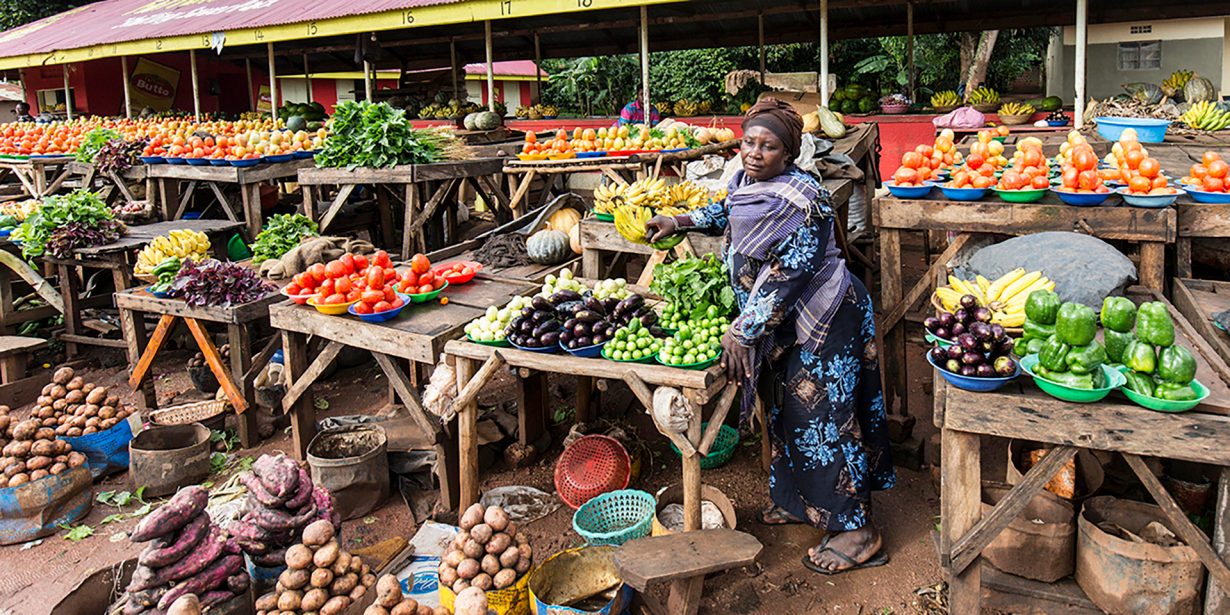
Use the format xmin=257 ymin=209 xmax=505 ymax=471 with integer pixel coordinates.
xmin=1162 ymin=69 xmax=1193 ymax=97
xmin=931 ymin=90 xmax=960 ymax=108
xmin=998 ymin=101 xmax=1036 ymax=116
xmin=593 ymin=177 xmax=665 ymax=215
xmin=654 ymin=181 xmax=710 ymax=216
xmin=613 ymin=204 xmax=653 ymax=245
xmin=934 ymin=268 xmax=1054 ymax=328
xmin=135 ymin=229 xmax=211 ymax=275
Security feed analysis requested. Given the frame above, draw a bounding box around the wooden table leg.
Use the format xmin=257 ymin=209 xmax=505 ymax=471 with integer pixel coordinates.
xmin=301 ymin=185 xmax=316 ymax=220
xmin=518 ymin=370 xmax=547 ymax=447
xmin=229 ymin=323 xmax=260 ymax=448
xmin=375 ymin=186 xmax=396 ymax=251
xmin=941 ymin=427 xmax=982 ymax=614
xmin=282 ymin=330 xmax=314 ymax=460
xmin=58 ymin=264 xmax=81 ymax=356
xmin=1140 ymin=241 xmax=1166 ymax=293
xmin=878 ymin=228 xmax=905 ymax=415
xmin=437 ymin=416 xmax=460 ymax=513
xmin=118 ymin=307 xmax=158 ymax=408
xmin=576 ymin=375 xmax=594 ymax=423
xmin=455 ymin=356 xmax=479 ymax=510
xmin=0 ymin=264 xmax=13 ymax=334
xmin=582 ymin=248 xmax=602 ymax=280
xmin=682 ymin=403 xmax=703 ymax=532
xmin=402 ymin=183 xmax=419 ymax=259
xmin=240 ymin=182 xmax=263 ymax=240
xmin=1206 ymin=467 xmax=1230 ymax=613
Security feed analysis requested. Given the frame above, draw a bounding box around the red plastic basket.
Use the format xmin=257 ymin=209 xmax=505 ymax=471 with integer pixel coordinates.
xmin=554 ymin=434 xmax=632 ymax=509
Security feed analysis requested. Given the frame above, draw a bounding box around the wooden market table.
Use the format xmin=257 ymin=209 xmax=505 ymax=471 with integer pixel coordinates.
xmin=0 ymin=156 xmax=77 ymax=198
xmin=873 ymin=193 xmax=1176 ymax=416
xmin=67 ymin=161 xmax=148 ymax=208
xmin=938 ymin=287 xmax=1230 ymax=614
xmin=1144 ymin=144 xmax=1230 ymax=278
xmin=444 ymin=338 xmax=737 ymax=531
xmin=144 ymin=159 xmax=314 ymax=239
xmin=298 ymin=158 xmax=511 ymax=259
xmin=45 ymin=219 xmax=243 ymax=355
xmin=116 ymin=286 xmax=283 ymax=447
xmin=1173 ymin=278 xmax=1230 ymax=373
xmin=269 ymin=274 xmax=535 ymax=508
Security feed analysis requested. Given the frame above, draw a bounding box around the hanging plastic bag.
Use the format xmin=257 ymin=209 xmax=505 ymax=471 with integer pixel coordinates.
xmin=933 ymin=107 xmax=986 ymax=129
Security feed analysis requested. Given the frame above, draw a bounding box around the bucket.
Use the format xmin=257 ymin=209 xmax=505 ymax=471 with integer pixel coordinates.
xmin=651 ymin=483 xmax=737 ymax=536
xmin=307 ymin=424 xmax=389 ymax=521
xmin=1075 ymin=496 xmax=1202 ymax=615
xmin=528 ymin=546 xmax=632 ymax=615
xmin=981 ymin=481 xmax=1075 ymax=582
xmin=128 ymin=423 xmax=212 ymax=497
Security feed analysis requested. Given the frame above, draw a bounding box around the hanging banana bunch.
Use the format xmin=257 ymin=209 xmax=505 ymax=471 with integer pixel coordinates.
xmin=613 ymin=204 xmax=654 ymax=245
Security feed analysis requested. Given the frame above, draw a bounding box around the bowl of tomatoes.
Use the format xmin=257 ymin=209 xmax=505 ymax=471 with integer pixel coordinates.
xmin=1179 ymin=152 xmax=1230 ymax=202
xmin=286 ymin=250 xmax=404 ymax=315
xmin=281 ymin=286 xmax=315 ymax=305
xmin=348 ymin=292 xmax=409 ymax=323
xmin=395 ymin=253 xmax=450 ymax=302
xmin=1116 ymin=186 xmax=1180 ymax=208
xmin=307 ymin=296 xmax=358 ymax=315
xmin=1051 ymin=188 xmax=1112 ymax=206
xmin=433 ymin=261 xmax=482 ymax=285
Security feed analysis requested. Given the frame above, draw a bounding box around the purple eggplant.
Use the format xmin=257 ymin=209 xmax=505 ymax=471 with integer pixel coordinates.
xmin=975 ymin=363 xmax=996 ymax=378
xmin=933 ymin=327 xmax=950 ymax=341
xmin=960 ymin=294 xmax=978 ymax=310
xmin=951 ymin=323 xmax=967 ymax=337
xmin=924 ymin=316 xmax=940 ymax=332
xmin=994 ymin=356 xmax=1017 ymax=377
xmin=969 ymin=322 xmax=991 ymax=341
xmin=973 ymin=307 xmax=993 ymax=323
xmin=938 ymin=312 xmax=957 ymax=328
xmin=929 ymin=346 xmax=948 ymax=364
xmin=946 ymin=345 xmax=965 ymax=361
xmin=962 ymin=351 xmax=984 ymax=365
xmin=990 ymin=324 xmax=1006 ymax=339
xmin=954 ymin=308 xmax=969 ymax=324
xmin=960 ymin=365 xmax=978 ymax=377
xmin=958 ymin=334 xmax=979 ymax=351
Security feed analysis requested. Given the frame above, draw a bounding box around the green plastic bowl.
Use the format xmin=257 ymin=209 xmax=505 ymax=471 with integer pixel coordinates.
xmin=594 ymin=212 xmax=614 ymax=222
xmin=601 ymin=346 xmax=657 ymax=363
xmin=655 ymin=349 xmax=722 ymax=370
xmin=466 ymin=333 xmax=510 ymax=347
xmin=924 ymin=332 xmax=954 ymax=348
xmin=670 ymin=422 xmax=739 ymax=469
xmin=1119 ymin=378 xmax=1210 ymax=413
xmin=404 ymin=281 xmax=448 ymax=303
xmin=1019 ymin=354 xmax=1125 ymax=403
xmin=993 ymin=188 xmax=1048 ymax=203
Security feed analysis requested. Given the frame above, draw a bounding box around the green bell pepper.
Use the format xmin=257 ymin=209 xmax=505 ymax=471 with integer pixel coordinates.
xmin=1122 ymin=339 xmax=1157 ymax=374
xmin=1124 ymin=370 xmax=1156 ymax=397
xmin=1024 ymin=337 xmax=1046 ymax=356
xmin=1038 ymin=335 xmax=1071 ymax=372
xmin=1103 ymin=329 xmax=1134 ymax=364
xmin=1158 ymin=345 xmax=1197 ymax=384
xmin=1022 ymin=320 xmax=1056 ymax=342
xmin=1135 ymin=301 xmax=1175 ymax=347
xmin=1056 ymin=302 xmax=1097 ymax=346
xmin=1100 ymin=296 xmax=1137 ymax=333
xmin=1065 ymin=342 xmax=1106 ymax=375
xmin=1024 ymin=290 xmax=1062 ymax=326
xmin=1035 ymin=365 xmax=1095 ymax=389
xmin=152 ymin=257 xmax=182 ymax=277
xmin=1155 ymin=382 xmax=1200 ymax=401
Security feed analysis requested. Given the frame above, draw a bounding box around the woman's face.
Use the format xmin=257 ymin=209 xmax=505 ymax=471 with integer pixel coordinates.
xmin=740 ymin=125 xmax=789 ymax=180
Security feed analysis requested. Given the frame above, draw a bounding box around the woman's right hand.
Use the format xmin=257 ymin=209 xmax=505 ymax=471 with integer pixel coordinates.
xmin=645 ymin=215 xmax=679 ymax=243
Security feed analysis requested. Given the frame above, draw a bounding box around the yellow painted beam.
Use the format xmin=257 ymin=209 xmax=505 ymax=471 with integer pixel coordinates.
xmin=0 ymin=0 xmax=684 ymax=71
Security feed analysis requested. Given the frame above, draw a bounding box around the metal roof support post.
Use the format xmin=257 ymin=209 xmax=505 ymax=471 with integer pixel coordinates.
xmin=304 ymin=53 xmax=313 ymax=103
xmin=121 ymin=56 xmax=132 ymax=119
xmin=268 ymin=42 xmax=278 ymax=122
xmin=485 ymin=20 xmax=495 ymax=112
xmin=640 ymin=6 xmax=650 ymax=129
xmin=63 ymin=64 xmax=73 ymax=121
xmin=190 ymin=48 xmax=201 ymax=121
xmin=758 ymin=13 xmax=766 ymax=84
xmin=907 ymin=2 xmax=915 ymax=102
xmin=1074 ymin=0 xmax=1088 ymax=129
xmin=534 ymin=33 xmax=542 ymax=105
xmin=245 ymin=58 xmax=255 ymax=111
xmin=819 ymin=0 xmax=829 ymax=107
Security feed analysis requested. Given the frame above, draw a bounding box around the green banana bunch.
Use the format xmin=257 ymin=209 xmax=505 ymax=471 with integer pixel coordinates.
xmin=1181 ymin=101 xmax=1230 ymax=131
xmin=967 ymin=87 xmax=1001 ymax=105
xmin=1162 ymin=69 xmax=1194 ymax=97
xmin=931 ymin=90 xmax=959 ymax=108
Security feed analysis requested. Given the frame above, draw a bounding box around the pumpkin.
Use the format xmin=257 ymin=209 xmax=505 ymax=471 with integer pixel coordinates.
xmin=546 ymin=208 xmax=581 ymax=234
xmin=569 ymin=224 xmax=582 ymax=255
xmin=1184 ymin=76 xmax=1216 ymax=103
xmin=475 ymin=111 xmax=503 ymax=131
xmin=526 ymin=230 xmax=571 ymax=264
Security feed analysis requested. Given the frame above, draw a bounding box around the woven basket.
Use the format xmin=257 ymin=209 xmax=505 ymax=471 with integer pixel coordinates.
xmin=669 ymin=423 xmax=739 ymax=469
xmin=572 ymin=489 xmax=655 ymax=546
xmin=999 ymin=113 xmax=1033 ymax=126
xmin=973 ymin=103 xmax=1000 ymax=113
xmin=933 ymin=105 xmax=958 ymax=114
xmin=151 ymin=399 xmax=227 ymax=426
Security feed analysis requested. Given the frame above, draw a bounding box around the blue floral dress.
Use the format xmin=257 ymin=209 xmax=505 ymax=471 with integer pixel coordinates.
xmin=680 ymin=166 xmax=895 ymax=532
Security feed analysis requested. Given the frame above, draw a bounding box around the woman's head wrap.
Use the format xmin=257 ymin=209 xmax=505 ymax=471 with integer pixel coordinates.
xmin=742 ymin=98 xmax=803 ymax=160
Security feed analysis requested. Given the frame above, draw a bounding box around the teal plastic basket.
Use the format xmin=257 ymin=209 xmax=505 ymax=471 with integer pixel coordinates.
xmin=572 ymin=489 xmax=655 ymax=546
xmin=670 ymin=422 xmax=739 ymax=469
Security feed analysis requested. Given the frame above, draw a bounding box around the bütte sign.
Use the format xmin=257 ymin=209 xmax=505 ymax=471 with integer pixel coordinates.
xmin=129 ymin=58 xmax=180 ymax=111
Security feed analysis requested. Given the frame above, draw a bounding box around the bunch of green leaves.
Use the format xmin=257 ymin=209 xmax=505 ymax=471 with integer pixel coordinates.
xmin=650 ymin=253 xmax=736 ymax=320
xmin=251 ymin=213 xmax=318 ymax=263
xmin=315 ymin=101 xmax=458 ymax=169
xmin=75 ymin=128 xmax=122 ymax=164
xmin=14 ymin=189 xmax=118 ymax=259
xmin=97 ymin=487 xmax=153 ymax=525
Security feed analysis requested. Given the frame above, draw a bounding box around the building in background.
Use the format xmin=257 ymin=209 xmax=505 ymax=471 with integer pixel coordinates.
xmin=0 ymin=82 xmax=22 ymax=122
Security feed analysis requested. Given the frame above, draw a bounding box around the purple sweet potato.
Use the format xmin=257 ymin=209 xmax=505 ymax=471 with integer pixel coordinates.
xmin=223 ymin=538 xmax=241 ymax=555
xmin=131 ymin=487 xmax=208 ymax=542
xmin=227 ymin=571 xmax=251 ymax=594
xmin=200 ymin=589 xmax=237 ymax=608
xmin=283 ymin=467 xmax=314 ymax=510
xmin=253 ymin=454 xmax=298 ymax=498
xmin=157 ymin=554 xmax=242 ymax=611
xmin=138 ymin=513 xmax=211 ymax=568
xmin=235 ymin=538 xmax=270 ymax=555
xmin=228 ymin=513 xmax=293 ymax=544
xmin=242 ymin=472 xmax=289 ymax=508
xmin=127 ymin=586 xmax=168 ymax=608
xmin=121 ymin=597 xmax=148 ymax=615
xmin=251 ymin=546 xmax=287 ymax=568
xmin=313 ymin=485 xmax=341 ymax=527
xmin=250 ymin=501 xmax=317 ymax=532
xmin=126 ymin=565 xmax=161 ymax=593
xmin=164 ymin=525 xmax=227 ymax=582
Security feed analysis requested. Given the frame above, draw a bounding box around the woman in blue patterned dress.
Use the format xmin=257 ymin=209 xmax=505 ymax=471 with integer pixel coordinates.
xmin=645 ymin=99 xmax=895 ymax=574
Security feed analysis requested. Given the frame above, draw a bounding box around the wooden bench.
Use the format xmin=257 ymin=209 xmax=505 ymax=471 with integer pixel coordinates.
xmin=0 ymin=335 xmax=49 ymax=408
xmin=613 ymin=529 xmax=763 ymax=615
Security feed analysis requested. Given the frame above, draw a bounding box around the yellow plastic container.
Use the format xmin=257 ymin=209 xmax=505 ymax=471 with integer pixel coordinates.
xmin=440 ymin=571 xmax=531 ymax=615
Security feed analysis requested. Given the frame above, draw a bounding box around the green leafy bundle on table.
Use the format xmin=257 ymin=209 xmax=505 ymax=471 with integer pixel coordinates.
xmin=1120 ymin=300 xmax=1201 ymax=401
xmin=170 ymin=259 xmax=275 ymax=307
xmin=94 ymin=138 xmax=146 ymax=176
xmin=75 ymin=128 xmax=122 ymax=164
xmin=251 ymin=213 xmax=319 ymax=264
xmin=314 ymin=100 xmax=465 ymax=169
xmin=650 ymin=253 xmax=736 ymax=322
xmin=13 ymin=190 xmax=125 ymax=259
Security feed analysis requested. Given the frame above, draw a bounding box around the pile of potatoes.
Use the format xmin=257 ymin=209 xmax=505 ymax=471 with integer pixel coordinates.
xmin=255 ymin=520 xmax=376 ymax=615
xmin=363 ymin=574 xmax=448 ymax=615
xmin=439 ymin=504 xmax=532 ymax=596
xmin=32 ymin=366 xmax=136 ymax=437
xmin=0 ymin=416 xmax=87 ymax=489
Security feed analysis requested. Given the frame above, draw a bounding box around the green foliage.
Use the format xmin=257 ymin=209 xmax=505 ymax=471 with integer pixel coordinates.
xmin=0 ymin=0 xmax=92 ymax=32
xmin=315 ymin=101 xmax=455 ymax=169
xmin=251 ymin=214 xmax=318 ymax=264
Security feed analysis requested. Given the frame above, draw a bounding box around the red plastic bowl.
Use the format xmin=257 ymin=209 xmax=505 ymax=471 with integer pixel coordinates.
xmin=554 ymin=434 xmax=631 ymax=509
xmin=433 ymin=260 xmax=483 ymax=285
xmin=281 ymin=287 xmax=315 ymax=305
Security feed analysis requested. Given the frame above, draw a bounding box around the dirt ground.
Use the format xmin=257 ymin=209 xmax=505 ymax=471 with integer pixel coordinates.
xmin=0 ymin=329 xmax=947 ymax=615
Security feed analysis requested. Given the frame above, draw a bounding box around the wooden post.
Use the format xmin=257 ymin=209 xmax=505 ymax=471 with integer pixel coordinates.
xmin=683 ymin=410 xmax=702 ymax=531
xmin=819 ymin=0 xmax=829 ymax=107
xmin=303 ymin=53 xmax=313 ymax=103
xmin=1206 ymin=468 xmax=1230 ymax=611
xmin=364 ymin=59 xmax=374 ymax=102
xmin=640 ymin=7 xmax=651 ymax=127
xmin=282 ymin=331 xmax=313 ymax=459
xmin=190 ymin=49 xmax=201 ymax=121
xmin=533 ymin=33 xmax=543 ymax=104
xmin=456 ymin=356 xmax=479 ymax=509
xmin=879 ymin=228 xmax=906 ymax=415
xmin=121 ymin=56 xmax=132 ymax=119
xmin=450 ymin=38 xmax=461 ymax=100
xmin=245 ymin=58 xmax=255 ymax=111
xmin=267 ymin=42 xmax=278 ymax=122
xmin=941 ymin=427 xmax=982 ymax=613
xmin=1074 ymin=0 xmax=1088 ymax=129
xmin=906 ymin=3 xmax=915 ymax=102
xmin=757 ymin=13 xmax=766 ymax=84
xmin=485 ymin=21 xmax=495 ymax=113
xmin=62 ymin=64 xmax=73 ymax=121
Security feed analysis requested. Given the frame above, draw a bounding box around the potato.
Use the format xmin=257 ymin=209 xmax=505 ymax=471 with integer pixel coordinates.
xmin=12 ymin=420 xmax=37 ymax=441
xmin=34 ymin=428 xmax=55 ymax=441
xmin=442 ymin=550 xmax=465 ymax=568
xmin=419 ymin=605 xmax=438 ymax=615
xmin=0 ymin=476 xmax=8 ymax=489
xmin=483 ymin=506 xmax=510 ymax=532
xmin=433 ymin=607 xmax=450 ymax=615
xmin=29 ymin=469 xmax=48 ymax=481
xmin=349 ymin=584 xmax=367 ymax=601
xmin=390 ymin=601 xmax=419 ymax=615
xmin=470 ymin=573 xmax=492 ymax=591
xmin=3 ymin=463 xmax=23 ymax=479
xmin=85 ymin=418 xmax=100 ymax=429
xmin=454 ymin=586 xmax=488 ymax=615
xmin=66 ymin=376 xmax=84 ymax=391
xmin=456 ymin=558 xmax=480 ymax=581
xmin=515 ymin=556 xmax=531 ymax=574
xmin=256 ymin=593 xmax=280 ymax=611
xmin=498 ymin=545 xmax=519 ymax=569
xmin=485 ymin=533 xmax=511 ymax=555
xmin=278 ymin=590 xmax=303 ymax=611
xmin=26 ymin=456 xmax=51 ymax=471
xmin=280 ymin=568 xmax=310 ymax=590
xmin=49 ymin=462 xmax=67 ymax=475
xmin=10 ymin=474 xmax=30 ymax=487
xmin=320 ymin=596 xmax=351 ymax=615
xmin=83 ymin=404 xmax=99 ymax=418
xmin=86 ymin=387 xmax=107 ymax=405
xmin=375 ymin=574 xmax=403 ymax=605
xmin=460 ymin=503 xmax=485 ymax=531
xmin=480 ymin=554 xmax=500 ymax=576
xmin=50 ymin=384 xmax=68 ymax=400
xmin=302 ymin=588 xmax=330 ymax=611
xmin=310 ymin=568 xmax=334 ymax=588
xmin=361 ymin=563 xmax=370 ymax=577
xmin=438 ymin=565 xmax=458 ymax=587
xmin=303 ymin=519 xmax=335 ymax=547
xmin=365 ymin=607 xmax=391 ymax=615
xmin=351 ymin=555 xmax=364 ymax=574
xmin=493 ymin=568 xmax=517 ymax=590
xmin=98 ymin=406 xmax=116 ymax=420
xmin=362 ymin=573 xmax=376 ymax=588
xmin=54 ymin=425 xmax=68 ymax=436
xmin=314 ymin=540 xmax=340 ymax=568
xmin=451 ymin=579 xmax=469 ymax=594
xmin=105 ymin=394 xmax=120 ymax=408
xmin=331 ymin=550 xmax=352 ymax=576
xmin=100 ymin=419 xmax=117 ymax=430
xmin=53 ymin=367 xmax=74 ymax=385
xmin=67 ymin=451 xmax=86 ymax=467
xmin=66 ymin=427 xmax=82 ymax=437
xmin=462 ymin=538 xmax=484 ymax=560
xmin=514 ymin=532 xmax=528 ymax=546
xmin=518 ymin=544 xmax=533 ymax=560
xmin=469 ymin=524 xmax=492 ymax=545
xmin=166 ymin=594 xmax=200 ymax=615
xmin=10 ymin=441 xmax=31 ymax=457
xmin=331 ymin=572 xmax=358 ymax=596
xmin=452 ymin=530 xmax=470 ymax=552
xmin=40 ymin=417 xmax=55 ymax=428
xmin=285 ymin=544 xmax=314 ymax=570
xmin=65 ymin=390 xmax=85 ymax=405
xmin=81 ymin=382 xmax=95 ymax=393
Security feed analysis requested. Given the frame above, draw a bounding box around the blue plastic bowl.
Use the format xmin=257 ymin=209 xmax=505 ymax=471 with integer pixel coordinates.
xmin=1116 ymin=187 xmax=1179 ymax=208
xmin=926 ymin=351 xmax=1021 ymax=392
xmin=1094 ymin=117 xmax=1171 ymax=143
xmin=208 ymin=158 xmax=229 ymax=167
xmin=562 ymin=340 xmax=606 ymax=358
xmin=148 ymin=285 xmax=171 ymax=299
xmin=1183 ymin=186 xmax=1230 ymax=204
xmin=165 ymin=157 xmax=186 ymax=165
xmin=294 ymin=150 xmax=316 ymax=159
xmin=230 ymin=158 xmax=260 ymax=167
xmin=185 ymin=158 xmax=210 ymax=166
xmin=884 ymin=181 xmax=934 ymax=199
xmin=511 ymin=339 xmax=560 ymax=353
xmin=139 ymin=156 xmax=165 ymax=164
xmin=347 ymin=295 xmax=409 ymax=323
xmin=1046 ymin=119 xmax=1070 ymax=127
xmin=939 ymin=186 xmax=988 ymax=201
xmin=0 ymin=229 xmax=10 ymax=239
xmin=265 ymin=153 xmax=295 ymax=163
xmin=576 ymin=151 xmax=606 ymax=158
xmin=1051 ymin=188 xmax=1112 ymax=206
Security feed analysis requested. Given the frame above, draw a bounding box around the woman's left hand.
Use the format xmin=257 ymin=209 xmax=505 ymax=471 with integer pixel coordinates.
xmin=720 ymin=330 xmax=752 ymax=383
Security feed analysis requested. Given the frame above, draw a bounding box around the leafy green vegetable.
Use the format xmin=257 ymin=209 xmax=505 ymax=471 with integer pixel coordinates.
xmin=75 ymin=128 xmax=122 ymax=164
xmin=650 ymin=253 xmax=737 ymax=321
xmin=315 ymin=100 xmax=462 ymax=169
xmin=251 ymin=214 xmax=319 ymax=264
xmin=60 ymin=523 xmax=94 ymax=541
xmin=13 ymin=189 xmax=124 ymax=259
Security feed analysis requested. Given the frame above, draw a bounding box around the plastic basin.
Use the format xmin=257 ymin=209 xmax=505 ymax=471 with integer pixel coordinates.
xmin=403 ymin=280 xmax=448 ymax=303
xmin=185 ymin=158 xmax=210 ymax=166
xmin=939 ymin=186 xmax=988 ymax=202
xmin=884 ymin=181 xmax=933 ymax=199
xmin=1020 ymin=354 xmax=1126 ymax=403
xmin=1046 ymin=120 xmax=1070 ymax=127
xmin=924 ymin=332 xmax=955 ymax=348
xmin=994 ymin=188 xmax=1048 ymax=203
xmin=511 ymin=339 xmax=559 ymax=353
xmin=601 ymin=346 xmax=656 ymax=363
xmin=926 ymin=352 xmax=1020 ymax=392
xmin=655 ymin=349 xmax=722 ymax=370
xmin=265 ymin=153 xmax=295 ymax=163
xmin=306 ymin=297 xmax=357 ymax=315
xmin=139 ymin=156 xmax=165 ymax=164
xmin=594 ymin=212 xmax=615 ymax=222
xmin=1119 ymin=377 xmax=1209 ymax=413
xmin=562 ymin=340 xmax=606 ymax=358
xmin=165 ymin=157 xmax=186 ymax=164
xmin=465 ymin=334 xmax=510 ymax=347
xmin=432 ymin=261 xmax=482 ymax=285
xmin=1052 ymin=188 xmax=1112 ymax=207
xmin=230 ymin=158 xmax=260 ymax=167
xmin=347 ymin=296 xmax=409 ymax=323
xmin=1116 ymin=187 xmax=1179 ymax=208
xmin=1094 ymin=117 xmax=1171 ymax=143
xmin=281 ymin=287 xmax=313 ymax=305
xmin=1182 ymin=187 xmax=1230 ymax=204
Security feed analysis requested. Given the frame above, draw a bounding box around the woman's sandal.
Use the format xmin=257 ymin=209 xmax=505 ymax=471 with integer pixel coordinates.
xmin=801 ymin=535 xmax=890 ymax=575
xmin=759 ymin=506 xmax=804 ymax=526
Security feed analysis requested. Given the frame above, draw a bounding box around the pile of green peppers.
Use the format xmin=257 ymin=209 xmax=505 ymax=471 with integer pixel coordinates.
xmin=1120 ymin=300 xmax=1199 ymax=401
xmin=1034 ymin=299 xmax=1105 ymax=389
xmin=1018 ymin=290 xmax=1060 ymax=356
xmin=149 ymin=257 xmax=182 ymax=294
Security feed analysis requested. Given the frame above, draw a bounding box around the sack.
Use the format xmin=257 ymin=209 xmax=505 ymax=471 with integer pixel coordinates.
xmin=61 ymin=414 xmax=141 ymax=480
xmin=0 ymin=465 xmax=92 ymax=545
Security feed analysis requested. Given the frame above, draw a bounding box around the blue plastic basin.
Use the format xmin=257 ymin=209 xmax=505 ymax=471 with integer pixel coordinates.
xmin=1094 ymin=117 xmax=1171 ymax=143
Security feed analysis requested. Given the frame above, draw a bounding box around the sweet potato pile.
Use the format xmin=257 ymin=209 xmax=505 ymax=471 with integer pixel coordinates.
xmin=255 ymin=520 xmax=375 ymax=615
xmin=228 ymin=453 xmax=341 ymax=567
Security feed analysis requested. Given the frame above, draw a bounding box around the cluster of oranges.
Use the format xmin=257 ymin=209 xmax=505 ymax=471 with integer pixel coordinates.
xmin=1055 ymin=140 xmax=1111 ymax=194
xmin=520 ymin=130 xmax=575 ymax=159
xmin=996 ymin=143 xmax=1052 ymax=191
xmin=568 ymin=128 xmax=603 ymax=153
xmin=141 ymin=128 xmax=325 ymax=161
xmin=1180 ymin=152 xmax=1230 ymax=193
xmin=0 ymin=118 xmax=327 ymax=160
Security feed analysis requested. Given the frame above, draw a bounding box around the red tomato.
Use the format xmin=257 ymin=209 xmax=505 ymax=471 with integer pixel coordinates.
xmin=319 ymin=278 xmax=335 ymax=295
xmin=1078 ymin=170 xmax=1101 ymax=192
xmin=367 ymin=267 xmax=385 ymax=289
xmin=340 ymin=253 xmax=357 ymax=275
xmin=418 ymin=270 xmax=435 ymax=287
xmin=1062 ymin=167 xmax=1079 ymax=189
xmin=361 ymin=290 xmax=385 ymax=304
xmin=354 ymin=303 xmax=373 ymax=314
xmin=324 ymin=293 xmax=347 ymax=305
xmin=417 ymin=284 xmax=433 ymax=294
xmin=373 ymin=301 xmax=393 ymax=313
xmin=460 ymin=266 xmax=474 ymax=276
xmin=325 ymin=261 xmax=347 ymax=279
xmin=383 ymin=268 xmax=397 ymax=283
xmin=353 ymin=254 xmax=369 ymax=270
xmin=374 ymin=250 xmax=393 ymax=269
xmin=285 ymin=283 xmax=302 ymax=295
xmin=308 ymin=263 xmax=327 ymax=283
xmin=1030 ymin=175 xmax=1049 ymax=189
xmin=346 ymin=290 xmax=361 ymax=302
xmin=334 ymin=277 xmax=353 ymax=294
xmin=410 ymin=253 xmax=430 ymax=274
xmin=433 ymin=278 xmax=445 ymax=290
xmin=1204 ymin=176 xmax=1225 ymax=192
xmin=390 ymin=297 xmax=404 ymax=309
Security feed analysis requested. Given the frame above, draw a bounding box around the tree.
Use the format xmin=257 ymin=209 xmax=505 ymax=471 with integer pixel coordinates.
xmin=0 ymin=0 xmax=93 ymax=32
